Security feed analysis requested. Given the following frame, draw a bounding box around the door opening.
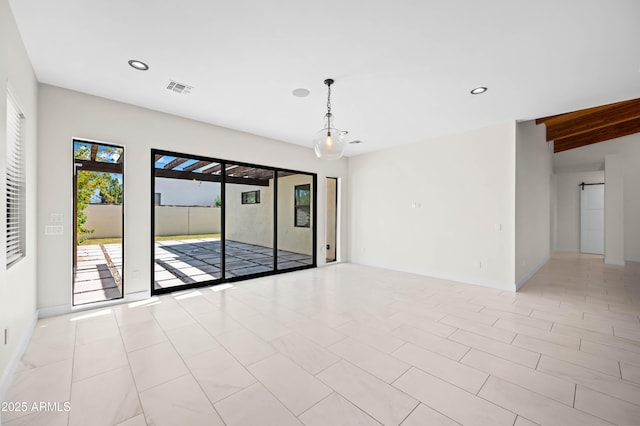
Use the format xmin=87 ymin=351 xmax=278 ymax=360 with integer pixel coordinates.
xmin=580 ymin=182 xmax=604 ymax=255
xmin=73 ymin=140 xmax=124 ymax=305
xmin=326 ymin=177 xmax=337 ymax=263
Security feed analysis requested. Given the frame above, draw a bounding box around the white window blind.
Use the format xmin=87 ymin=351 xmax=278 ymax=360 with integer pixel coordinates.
xmin=6 ymin=92 xmax=25 ymax=266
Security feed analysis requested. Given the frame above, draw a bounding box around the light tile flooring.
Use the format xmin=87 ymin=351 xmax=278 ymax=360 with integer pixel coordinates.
xmin=3 ymin=253 xmax=640 ymax=425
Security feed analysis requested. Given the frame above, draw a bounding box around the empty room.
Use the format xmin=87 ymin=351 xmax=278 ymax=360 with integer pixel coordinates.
xmin=1 ymin=0 xmax=640 ymax=425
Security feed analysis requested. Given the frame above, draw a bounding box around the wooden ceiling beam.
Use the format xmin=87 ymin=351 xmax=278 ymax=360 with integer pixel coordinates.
xmin=200 ymin=163 xmax=221 ymax=174
xmin=553 ymin=116 xmax=640 ymax=153
xmin=154 ymin=168 xmax=269 ymax=186
xmin=90 ymin=143 xmax=99 ymax=161
xmin=544 ymin=98 xmax=640 ymax=141
xmin=182 ymin=160 xmax=211 ymax=172
xmin=163 ymin=157 xmax=189 ymax=169
xmin=227 ymin=166 xmax=260 ymax=177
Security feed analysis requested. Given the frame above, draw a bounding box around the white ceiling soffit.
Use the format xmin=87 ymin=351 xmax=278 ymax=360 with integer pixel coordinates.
xmin=8 ymin=0 xmax=640 ymax=156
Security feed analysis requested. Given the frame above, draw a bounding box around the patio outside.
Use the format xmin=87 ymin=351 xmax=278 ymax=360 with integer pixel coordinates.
xmin=74 ymin=235 xmax=313 ymax=304
xmin=74 ymin=242 xmax=122 ymax=305
xmin=154 ymin=237 xmax=312 ymax=289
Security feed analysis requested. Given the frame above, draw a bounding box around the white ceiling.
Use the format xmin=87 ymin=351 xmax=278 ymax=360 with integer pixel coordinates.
xmin=8 ymin=0 xmax=640 ymax=156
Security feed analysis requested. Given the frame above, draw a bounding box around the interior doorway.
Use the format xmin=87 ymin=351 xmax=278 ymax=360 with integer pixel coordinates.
xmin=580 ymin=182 xmax=604 ymax=255
xmin=326 ymin=177 xmax=338 ymax=262
xmin=73 ymin=140 xmax=124 ymax=305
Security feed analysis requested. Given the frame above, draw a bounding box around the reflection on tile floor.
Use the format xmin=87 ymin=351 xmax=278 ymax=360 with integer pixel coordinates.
xmin=74 ymin=244 xmax=122 ymax=305
xmin=154 ymin=238 xmax=313 ymax=290
xmin=6 ymin=253 xmax=640 ymax=425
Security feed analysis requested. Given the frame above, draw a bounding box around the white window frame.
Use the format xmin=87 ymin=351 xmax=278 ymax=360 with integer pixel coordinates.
xmin=6 ymin=90 xmax=26 ymax=267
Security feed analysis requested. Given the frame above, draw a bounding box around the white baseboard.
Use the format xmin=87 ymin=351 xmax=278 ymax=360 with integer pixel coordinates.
xmin=605 ymin=257 xmax=625 ymax=266
xmin=318 ymin=260 xmax=346 ymax=267
xmin=39 ymin=290 xmax=150 ymax=319
xmin=516 ymin=256 xmax=550 ymax=290
xmin=0 ymin=311 xmax=38 ymax=403
xmin=348 ymin=260 xmax=516 ymax=292
xmin=554 ymin=248 xmax=580 ymax=253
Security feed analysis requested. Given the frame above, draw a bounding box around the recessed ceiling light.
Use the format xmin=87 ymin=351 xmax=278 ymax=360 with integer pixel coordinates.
xmin=470 ymin=86 xmax=487 ymax=95
xmin=128 ymin=59 xmax=149 ymax=71
xmin=292 ymin=88 xmax=310 ymax=97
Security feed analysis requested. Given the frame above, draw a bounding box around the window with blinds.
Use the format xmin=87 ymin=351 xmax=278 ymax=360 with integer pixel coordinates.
xmin=6 ymin=92 xmax=25 ymax=266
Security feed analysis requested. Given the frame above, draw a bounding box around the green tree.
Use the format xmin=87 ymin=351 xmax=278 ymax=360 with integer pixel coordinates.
xmin=99 ymin=175 xmax=123 ymax=204
xmin=214 ymin=195 xmax=222 ymax=207
xmin=76 ymin=171 xmax=111 ymax=241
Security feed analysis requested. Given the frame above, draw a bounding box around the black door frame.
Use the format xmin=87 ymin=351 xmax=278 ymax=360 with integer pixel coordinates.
xmin=72 ymin=138 xmax=125 ymax=305
xmin=326 ymin=177 xmax=338 ymax=263
xmin=151 ymin=149 xmax=317 ymax=296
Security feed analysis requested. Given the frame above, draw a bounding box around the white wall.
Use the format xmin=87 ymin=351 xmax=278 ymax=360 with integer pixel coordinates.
xmin=155 ymin=177 xmax=220 ymax=206
xmin=605 ymin=155 xmax=624 ymax=265
xmin=37 ymin=84 xmax=348 ymax=314
xmin=226 ymin=183 xmax=273 ymax=248
xmin=515 ymin=120 xmax=552 ymax=288
xmin=555 ymin=171 xmax=604 ymax=252
xmin=82 ymin=204 xmax=123 ymax=239
xmin=277 ymin=174 xmax=313 ymax=255
xmin=152 ymin=206 xmax=221 ymax=236
xmin=553 ymin=133 xmax=640 ymax=261
xmin=0 ymin=0 xmax=38 ymax=400
xmin=224 ymin=174 xmax=314 ymax=255
xmin=348 ymin=122 xmax=516 ymax=291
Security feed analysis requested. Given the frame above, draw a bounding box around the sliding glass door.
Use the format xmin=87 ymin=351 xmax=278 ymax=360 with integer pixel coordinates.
xmin=277 ymin=171 xmax=314 ymax=270
xmin=224 ymin=163 xmax=275 ymax=278
xmin=153 ymin=153 xmax=222 ymax=292
xmin=151 ymin=150 xmax=316 ymax=294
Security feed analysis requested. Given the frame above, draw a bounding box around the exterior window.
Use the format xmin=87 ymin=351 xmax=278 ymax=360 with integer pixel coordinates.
xmin=294 ymin=184 xmax=311 ymax=227
xmin=241 ymin=190 xmax=260 ymax=204
xmin=6 ymin=92 xmax=25 ymax=266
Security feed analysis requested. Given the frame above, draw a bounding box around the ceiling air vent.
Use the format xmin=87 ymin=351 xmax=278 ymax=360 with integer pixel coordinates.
xmin=166 ymin=80 xmax=193 ymax=94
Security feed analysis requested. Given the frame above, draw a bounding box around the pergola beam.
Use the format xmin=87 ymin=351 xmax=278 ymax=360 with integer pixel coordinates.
xmin=163 ymin=158 xmax=189 ymax=169
xmin=536 ymin=97 xmax=640 ymax=153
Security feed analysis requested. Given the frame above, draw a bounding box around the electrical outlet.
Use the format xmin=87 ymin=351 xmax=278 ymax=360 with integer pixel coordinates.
xmin=50 ymin=213 xmax=64 ymax=223
xmin=326 ymin=244 xmax=330 ymax=250
xmin=45 ymin=225 xmax=63 ymax=235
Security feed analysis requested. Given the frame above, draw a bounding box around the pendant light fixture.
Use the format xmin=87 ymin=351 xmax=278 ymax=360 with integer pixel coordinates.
xmin=313 ymin=78 xmax=345 ymax=160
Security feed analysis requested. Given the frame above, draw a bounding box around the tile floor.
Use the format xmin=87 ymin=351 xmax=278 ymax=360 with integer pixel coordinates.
xmin=3 ymin=253 xmax=640 ymax=425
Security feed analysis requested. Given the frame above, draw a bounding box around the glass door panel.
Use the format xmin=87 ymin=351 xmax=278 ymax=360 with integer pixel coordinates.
xmin=224 ymin=164 xmax=274 ymax=278
xmin=277 ymin=172 xmax=314 ymax=270
xmin=153 ymin=154 xmax=222 ymax=291
xmin=73 ymin=140 xmax=124 ymax=305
